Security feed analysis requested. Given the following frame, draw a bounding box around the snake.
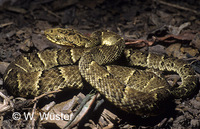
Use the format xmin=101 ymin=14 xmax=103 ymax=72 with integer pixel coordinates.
xmin=3 ymin=28 xmax=197 ymax=117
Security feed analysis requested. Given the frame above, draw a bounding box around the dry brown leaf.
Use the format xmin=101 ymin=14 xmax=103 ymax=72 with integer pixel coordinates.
xmin=165 ymin=43 xmax=185 ymax=59
xmin=0 ymin=62 xmax=9 ymax=75
xmin=180 ymin=47 xmax=199 ymax=57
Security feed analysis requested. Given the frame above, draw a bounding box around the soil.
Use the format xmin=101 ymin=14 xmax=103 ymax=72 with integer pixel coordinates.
xmin=0 ymin=0 xmax=200 ymax=128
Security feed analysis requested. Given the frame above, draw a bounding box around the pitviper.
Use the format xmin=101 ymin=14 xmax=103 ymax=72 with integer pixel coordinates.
xmin=3 ymin=28 xmax=197 ymax=116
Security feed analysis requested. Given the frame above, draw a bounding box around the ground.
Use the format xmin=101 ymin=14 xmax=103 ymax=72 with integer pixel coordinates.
xmin=0 ymin=0 xmax=200 ymax=128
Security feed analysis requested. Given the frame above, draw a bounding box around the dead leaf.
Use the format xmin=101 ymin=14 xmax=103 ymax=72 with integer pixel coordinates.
xmin=41 ymin=101 xmax=56 ymax=112
xmin=180 ymin=47 xmax=199 ymax=57
xmin=165 ymin=43 xmax=185 ymax=58
xmin=32 ymin=33 xmax=59 ymax=51
xmin=0 ymin=62 xmax=9 ymax=75
xmin=168 ymin=22 xmax=191 ymax=35
xmin=41 ymin=99 xmax=74 ymax=128
xmin=191 ymin=32 xmax=200 ymax=50
xmin=149 ymin=45 xmax=166 ymax=54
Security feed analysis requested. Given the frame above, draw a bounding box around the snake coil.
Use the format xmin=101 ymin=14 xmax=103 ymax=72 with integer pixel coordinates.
xmin=3 ymin=28 xmax=197 ymax=116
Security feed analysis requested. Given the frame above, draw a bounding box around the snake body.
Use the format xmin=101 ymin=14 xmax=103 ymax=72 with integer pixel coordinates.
xmin=3 ymin=28 xmax=197 ymax=116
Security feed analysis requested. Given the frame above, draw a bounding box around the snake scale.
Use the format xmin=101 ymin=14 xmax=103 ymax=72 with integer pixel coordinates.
xmin=3 ymin=28 xmax=197 ymax=116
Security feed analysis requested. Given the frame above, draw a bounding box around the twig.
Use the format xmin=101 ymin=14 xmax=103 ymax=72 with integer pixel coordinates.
xmin=6 ymin=6 xmax=27 ymax=14
xmin=31 ymin=102 xmax=37 ymax=129
xmin=42 ymin=6 xmax=61 ymax=19
xmin=0 ymin=92 xmax=14 ymax=113
xmin=32 ymin=90 xmax=62 ymax=102
xmin=0 ymin=22 xmax=14 ymax=28
xmin=125 ymin=39 xmax=154 ymax=47
xmin=155 ymin=0 xmax=200 ymax=15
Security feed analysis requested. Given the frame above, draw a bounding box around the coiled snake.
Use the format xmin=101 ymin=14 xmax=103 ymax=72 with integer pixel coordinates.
xmin=3 ymin=28 xmax=197 ymax=116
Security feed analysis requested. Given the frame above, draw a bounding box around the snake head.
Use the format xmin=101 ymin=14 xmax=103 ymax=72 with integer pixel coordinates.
xmin=44 ymin=28 xmax=101 ymax=48
xmin=44 ymin=28 xmax=76 ymax=47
